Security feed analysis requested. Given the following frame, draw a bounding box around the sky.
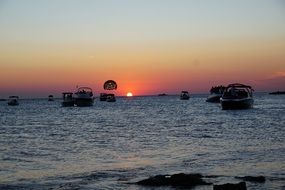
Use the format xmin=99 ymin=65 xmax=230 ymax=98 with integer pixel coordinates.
xmin=0 ymin=0 xmax=285 ymax=97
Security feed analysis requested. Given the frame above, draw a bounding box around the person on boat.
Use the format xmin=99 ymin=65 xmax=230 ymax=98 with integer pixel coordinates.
xmin=230 ymin=87 xmax=237 ymax=96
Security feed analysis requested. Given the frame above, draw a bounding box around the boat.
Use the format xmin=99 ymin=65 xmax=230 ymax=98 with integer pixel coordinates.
xmin=74 ymin=87 xmax=94 ymax=107
xmin=99 ymin=93 xmax=108 ymax=101
xmin=7 ymin=96 xmax=19 ymax=106
xmin=106 ymin=93 xmax=116 ymax=102
xmin=206 ymin=86 xmax=226 ymax=103
xmin=61 ymin=92 xmax=74 ymax=107
xmin=48 ymin=95 xmax=54 ymax=101
xmin=158 ymin=93 xmax=167 ymax=96
xmin=220 ymin=83 xmax=254 ymax=110
xmin=180 ymin=91 xmax=190 ymax=100
xmin=269 ymin=91 xmax=285 ymax=95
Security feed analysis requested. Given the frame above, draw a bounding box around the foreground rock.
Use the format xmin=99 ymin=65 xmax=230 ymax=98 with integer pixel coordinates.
xmin=136 ymin=173 xmax=211 ymax=187
xmin=213 ymin=182 xmax=247 ymax=190
xmin=235 ymin=176 xmax=265 ymax=183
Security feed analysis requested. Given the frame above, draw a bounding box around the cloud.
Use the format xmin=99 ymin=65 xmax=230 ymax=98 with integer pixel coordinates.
xmin=268 ymin=71 xmax=285 ymax=79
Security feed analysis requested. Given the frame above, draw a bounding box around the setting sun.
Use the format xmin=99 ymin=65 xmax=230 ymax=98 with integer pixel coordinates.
xmin=126 ymin=92 xmax=133 ymax=97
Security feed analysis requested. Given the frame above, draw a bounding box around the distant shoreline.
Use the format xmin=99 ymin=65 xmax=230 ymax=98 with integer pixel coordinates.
xmin=269 ymin=91 xmax=285 ymax=95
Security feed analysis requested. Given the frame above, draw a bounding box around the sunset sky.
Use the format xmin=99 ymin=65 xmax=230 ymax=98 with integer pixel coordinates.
xmin=0 ymin=0 xmax=285 ymax=97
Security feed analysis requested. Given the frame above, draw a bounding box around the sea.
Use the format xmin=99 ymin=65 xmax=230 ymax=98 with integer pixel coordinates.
xmin=0 ymin=93 xmax=284 ymax=190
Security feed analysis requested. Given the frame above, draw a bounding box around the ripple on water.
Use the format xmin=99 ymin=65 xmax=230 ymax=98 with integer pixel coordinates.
xmin=0 ymin=94 xmax=284 ymax=189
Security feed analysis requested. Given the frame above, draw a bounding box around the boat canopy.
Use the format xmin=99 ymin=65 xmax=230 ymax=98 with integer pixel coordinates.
xmin=226 ymin=83 xmax=253 ymax=90
xmin=62 ymin=92 xmax=73 ymax=95
xmin=9 ymin=96 xmax=19 ymax=99
xmin=210 ymin=86 xmax=226 ymax=94
xmin=77 ymin=87 xmax=93 ymax=92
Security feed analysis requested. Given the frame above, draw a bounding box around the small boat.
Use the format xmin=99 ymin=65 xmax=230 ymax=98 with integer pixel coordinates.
xmin=106 ymin=94 xmax=116 ymax=102
xmin=48 ymin=95 xmax=54 ymax=101
xmin=99 ymin=93 xmax=108 ymax=101
xmin=180 ymin=91 xmax=190 ymax=100
xmin=220 ymin=83 xmax=254 ymax=110
xmin=7 ymin=96 xmax=19 ymax=106
xmin=158 ymin=93 xmax=167 ymax=96
xmin=206 ymin=86 xmax=226 ymax=103
xmin=74 ymin=87 xmax=94 ymax=107
xmin=61 ymin=92 xmax=74 ymax=107
xmin=269 ymin=91 xmax=285 ymax=95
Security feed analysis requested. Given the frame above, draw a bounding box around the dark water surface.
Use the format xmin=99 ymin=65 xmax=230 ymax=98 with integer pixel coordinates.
xmin=0 ymin=94 xmax=284 ymax=189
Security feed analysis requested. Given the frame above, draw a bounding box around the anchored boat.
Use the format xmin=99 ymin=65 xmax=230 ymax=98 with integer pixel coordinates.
xmin=220 ymin=83 xmax=254 ymax=110
xmin=7 ymin=96 xmax=19 ymax=106
xmin=74 ymin=87 xmax=94 ymax=107
xmin=99 ymin=93 xmax=108 ymax=101
xmin=48 ymin=95 xmax=54 ymax=101
xmin=206 ymin=86 xmax=226 ymax=103
xmin=180 ymin=91 xmax=190 ymax=100
xmin=61 ymin=92 xmax=74 ymax=107
xmin=106 ymin=93 xmax=116 ymax=102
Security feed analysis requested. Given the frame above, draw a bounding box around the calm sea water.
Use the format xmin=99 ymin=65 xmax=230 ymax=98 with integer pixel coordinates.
xmin=0 ymin=94 xmax=284 ymax=190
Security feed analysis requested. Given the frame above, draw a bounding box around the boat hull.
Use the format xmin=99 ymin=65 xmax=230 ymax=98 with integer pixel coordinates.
xmin=75 ymin=98 xmax=94 ymax=107
xmin=8 ymin=102 xmax=19 ymax=106
xmin=221 ymin=98 xmax=253 ymax=110
xmin=206 ymin=94 xmax=222 ymax=103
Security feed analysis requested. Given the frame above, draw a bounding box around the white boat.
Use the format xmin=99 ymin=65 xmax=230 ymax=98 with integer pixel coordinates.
xmin=180 ymin=91 xmax=190 ymax=100
xmin=220 ymin=83 xmax=254 ymax=110
xmin=7 ymin=96 xmax=19 ymax=106
xmin=206 ymin=86 xmax=226 ymax=103
xmin=74 ymin=87 xmax=94 ymax=107
xmin=61 ymin=92 xmax=74 ymax=107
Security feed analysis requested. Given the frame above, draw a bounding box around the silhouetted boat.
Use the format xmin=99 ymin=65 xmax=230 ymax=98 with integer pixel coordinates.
xmin=99 ymin=93 xmax=108 ymax=101
xmin=269 ymin=91 xmax=285 ymax=95
xmin=61 ymin=92 xmax=74 ymax=107
xmin=158 ymin=93 xmax=167 ymax=96
xmin=220 ymin=83 xmax=254 ymax=110
xmin=7 ymin=96 xmax=19 ymax=106
xmin=180 ymin=91 xmax=190 ymax=100
xmin=106 ymin=94 xmax=116 ymax=102
xmin=206 ymin=86 xmax=226 ymax=103
xmin=48 ymin=95 xmax=54 ymax=101
xmin=74 ymin=87 xmax=94 ymax=107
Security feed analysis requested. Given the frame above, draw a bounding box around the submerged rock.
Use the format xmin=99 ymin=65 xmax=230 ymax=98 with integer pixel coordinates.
xmin=136 ymin=173 xmax=211 ymax=187
xmin=235 ymin=176 xmax=265 ymax=183
xmin=213 ymin=181 xmax=247 ymax=190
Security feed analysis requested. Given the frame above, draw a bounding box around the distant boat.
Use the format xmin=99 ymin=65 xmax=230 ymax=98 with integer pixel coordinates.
xmin=61 ymin=92 xmax=74 ymax=107
xmin=269 ymin=91 xmax=285 ymax=95
xmin=220 ymin=83 xmax=254 ymax=110
xmin=7 ymin=96 xmax=19 ymax=106
xmin=206 ymin=86 xmax=226 ymax=103
xmin=106 ymin=93 xmax=116 ymax=102
xmin=48 ymin=95 xmax=54 ymax=101
xmin=180 ymin=91 xmax=190 ymax=100
xmin=99 ymin=93 xmax=108 ymax=101
xmin=158 ymin=93 xmax=167 ymax=96
xmin=74 ymin=87 xmax=94 ymax=107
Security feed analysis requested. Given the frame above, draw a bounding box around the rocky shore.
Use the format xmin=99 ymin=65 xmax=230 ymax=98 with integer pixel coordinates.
xmin=136 ymin=173 xmax=266 ymax=190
